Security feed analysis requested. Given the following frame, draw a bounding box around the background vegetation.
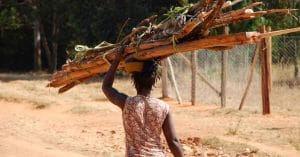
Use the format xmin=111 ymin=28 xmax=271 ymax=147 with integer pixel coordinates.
xmin=0 ymin=0 xmax=299 ymax=72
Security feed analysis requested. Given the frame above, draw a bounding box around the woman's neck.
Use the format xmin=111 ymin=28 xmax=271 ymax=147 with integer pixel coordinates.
xmin=137 ymin=89 xmax=151 ymax=97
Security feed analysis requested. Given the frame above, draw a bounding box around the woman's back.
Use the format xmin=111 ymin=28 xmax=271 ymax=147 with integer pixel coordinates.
xmin=123 ymin=95 xmax=169 ymax=157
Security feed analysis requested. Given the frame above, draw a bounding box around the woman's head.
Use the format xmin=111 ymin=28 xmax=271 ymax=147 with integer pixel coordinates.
xmin=131 ymin=60 xmax=160 ymax=93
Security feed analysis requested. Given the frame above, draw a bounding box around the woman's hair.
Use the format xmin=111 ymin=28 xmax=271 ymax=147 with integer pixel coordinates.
xmin=131 ymin=60 xmax=160 ymax=92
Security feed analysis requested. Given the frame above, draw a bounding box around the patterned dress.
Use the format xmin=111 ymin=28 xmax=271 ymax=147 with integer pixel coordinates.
xmin=123 ymin=95 xmax=170 ymax=157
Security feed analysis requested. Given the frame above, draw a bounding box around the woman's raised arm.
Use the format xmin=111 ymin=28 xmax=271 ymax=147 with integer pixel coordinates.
xmin=102 ymin=49 xmax=128 ymax=110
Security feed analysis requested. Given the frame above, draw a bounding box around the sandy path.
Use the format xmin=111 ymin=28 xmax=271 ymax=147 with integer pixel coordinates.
xmin=1 ymin=136 xmax=88 ymax=157
xmin=0 ymin=100 xmax=91 ymax=157
xmin=0 ymin=99 xmax=299 ymax=157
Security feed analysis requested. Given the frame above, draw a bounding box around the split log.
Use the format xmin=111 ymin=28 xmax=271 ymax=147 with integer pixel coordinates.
xmin=182 ymin=0 xmax=225 ymax=40
xmin=58 ymin=74 xmax=97 ymax=93
xmin=221 ymin=2 xmax=263 ymax=19
xmin=49 ymin=63 xmax=111 ymax=87
xmin=61 ymin=40 xmax=171 ymax=72
xmin=132 ymin=32 xmax=258 ymax=60
xmin=258 ymin=27 xmax=300 ymax=39
xmin=213 ymin=9 xmax=292 ymax=29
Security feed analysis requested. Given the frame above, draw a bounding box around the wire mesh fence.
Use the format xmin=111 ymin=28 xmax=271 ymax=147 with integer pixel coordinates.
xmin=272 ymin=36 xmax=300 ymax=84
xmin=167 ymin=36 xmax=299 ymax=112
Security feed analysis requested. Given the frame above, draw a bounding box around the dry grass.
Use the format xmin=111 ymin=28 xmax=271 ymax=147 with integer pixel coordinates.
xmin=0 ymin=73 xmax=130 ymax=111
xmin=201 ymin=137 xmax=280 ymax=157
xmin=289 ymin=138 xmax=300 ymax=151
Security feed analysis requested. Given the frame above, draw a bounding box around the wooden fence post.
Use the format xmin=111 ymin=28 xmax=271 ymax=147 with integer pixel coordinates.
xmin=260 ymin=25 xmax=271 ymax=115
xmin=166 ymin=58 xmax=183 ymax=104
xmin=161 ymin=59 xmax=170 ymax=98
xmin=266 ymin=26 xmax=272 ymax=92
xmin=221 ymin=26 xmax=229 ymax=108
xmin=191 ymin=51 xmax=197 ymax=105
xmin=294 ymin=37 xmax=299 ymax=79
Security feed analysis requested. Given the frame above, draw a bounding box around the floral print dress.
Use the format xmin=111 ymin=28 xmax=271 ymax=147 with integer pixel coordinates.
xmin=122 ymin=95 xmax=170 ymax=157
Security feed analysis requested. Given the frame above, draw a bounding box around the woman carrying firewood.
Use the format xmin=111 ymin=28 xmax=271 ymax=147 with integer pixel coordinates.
xmin=102 ymin=48 xmax=184 ymax=157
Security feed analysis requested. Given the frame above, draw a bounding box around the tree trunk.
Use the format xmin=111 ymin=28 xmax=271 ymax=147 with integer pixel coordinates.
xmin=40 ymin=23 xmax=54 ymax=73
xmin=33 ymin=20 xmax=42 ymax=71
xmin=52 ymin=42 xmax=58 ymax=72
xmin=40 ymin=12 xmax=59 ymax=73
xmin=51 ymin=13 xmax=58 ymax=72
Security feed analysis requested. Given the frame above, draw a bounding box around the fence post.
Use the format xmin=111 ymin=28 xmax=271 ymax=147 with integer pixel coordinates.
xmin=166 ymin=58 xmax=183 ymax=104
xmin=221 ymin=26 xmax=229 ymax=108
xmin=191 ymin=51 xmax=197 ymax=105
xmin=260 ymin=25 xmax=271 ymax=115
xmin=294 ymin=38 xmax=299 ymax=79
xmin=161 ymin=59 xmax=170 ymax=98
xmin=266 ymin=26 xmax=272 ymax=92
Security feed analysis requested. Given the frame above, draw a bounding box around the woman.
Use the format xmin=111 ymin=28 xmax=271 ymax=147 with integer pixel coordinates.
xmin=102 ymin=49 xmax=184 ymax=157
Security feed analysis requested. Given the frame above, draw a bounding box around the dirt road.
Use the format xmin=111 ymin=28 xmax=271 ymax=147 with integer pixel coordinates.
xmin=0 ymin=99 xmax=299 ymax=157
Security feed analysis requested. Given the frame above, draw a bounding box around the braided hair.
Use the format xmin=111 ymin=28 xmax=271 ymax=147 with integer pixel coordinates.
xmin=131 ymin=60 xmax=160 ymax=92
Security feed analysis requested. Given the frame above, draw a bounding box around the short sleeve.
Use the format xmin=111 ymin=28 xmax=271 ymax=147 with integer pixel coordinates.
xmin=159 ymin=100 xmax=170 ymax=123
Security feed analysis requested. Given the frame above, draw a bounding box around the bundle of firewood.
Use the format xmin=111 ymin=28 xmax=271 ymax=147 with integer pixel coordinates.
xmin=48 ymin=0 xmax=299 ymax=93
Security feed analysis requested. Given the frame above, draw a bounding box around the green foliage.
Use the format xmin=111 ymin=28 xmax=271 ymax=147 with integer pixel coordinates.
xmin=0 ymin=7 xmax=23 ymax=31
xmin=164 ymin=4 xmax=193 ymax=20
